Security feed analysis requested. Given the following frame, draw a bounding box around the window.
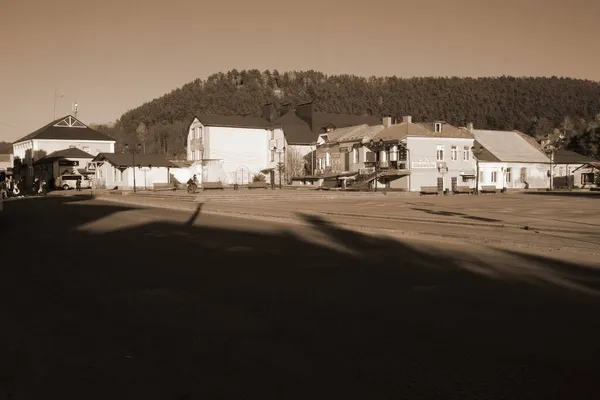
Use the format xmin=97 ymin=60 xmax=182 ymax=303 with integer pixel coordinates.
xmin=270 ymin=150 xmax=275 ymax=162
xmin=450 ymin=146 xmax=457 ymax=161
xmin=582 ymin=173 xmax=595 ymax=185
xmin=271 ymin=130 xmax=275 ymax=140
xmin=434 ymin=122 xmax=442 ymax=133
xmin=520 ymin=167 xmax=527 ymax=183
xmin=325 ymin=152 xmax=331 ymax=167
xmin=506 ymin=168 xmax=512 ymax=183
xmin=491 ymin=171 xmax=497 ymax=183
xmin=436 ymin=145 xmax=444 ymax=161
xmin=463 ymin=146 xmax=470 ymax=161
xmin=113 ymin=167 xmax=118 ymax=181
xmin=353 ymin=148 xmax=359 ymax=164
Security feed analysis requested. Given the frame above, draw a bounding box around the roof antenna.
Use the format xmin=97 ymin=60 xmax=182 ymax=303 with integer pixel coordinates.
xmin=72 ymin=101 xmax=79 ymax=118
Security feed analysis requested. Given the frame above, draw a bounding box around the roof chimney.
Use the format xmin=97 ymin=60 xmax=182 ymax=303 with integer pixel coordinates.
xmin=402 ymin=116 xmax=412 ymax=124
xmin=296 ymin=101 xmax=315 ymax=131
xmin=382 ymin=116 xmax=392 ymax=128
xmin=279 ymin=103 xmax=292 ymax=116
xmin=467 ymin=122 xmax=474 ymax=132
xmin=261 ymin=103 xmax=277 ymax=122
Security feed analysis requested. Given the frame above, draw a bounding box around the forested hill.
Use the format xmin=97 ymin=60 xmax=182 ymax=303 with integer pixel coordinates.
xmin=102 ymin=70 xmax=600 ymax=158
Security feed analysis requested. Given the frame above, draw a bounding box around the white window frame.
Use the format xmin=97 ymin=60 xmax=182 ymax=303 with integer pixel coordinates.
xmin=491 ymin=171 xmax=497 ymax=183
xmin=436 ymin=145 xmax=444 ymax=161
xmin=353 ymin=148 xmax=359 ymax=164
xmin=463 ymin=146 xmax=470 ymax=161
xmin=434 ymin=123 xmax=442 ymax=133
xmin=450 ymin=145 xmax=457 ymax=161
xmin=506 ymin=168 xmax=512 ymax=183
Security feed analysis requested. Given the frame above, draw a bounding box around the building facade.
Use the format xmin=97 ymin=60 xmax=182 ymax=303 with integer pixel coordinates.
xmin=469 ymin=127 xmax=550 ymax=190
xmin=33 ymin=148 xmax=95 ymax=189
xmin=12 ymin=115 xmax=115 ymax=186
xmin=369 ymin=117 xmax=476 ymax=191
xmin=186 ymin=115 xmax=284 ymax=185
xmin=552 ymin=149 xmax=599 ymax=188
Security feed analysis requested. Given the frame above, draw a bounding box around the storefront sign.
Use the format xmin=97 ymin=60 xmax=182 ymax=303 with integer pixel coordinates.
xmin=412 ymin=161 xmax=437 ymax=169
xmin=59 ymin=160 xmax=79 ymax=167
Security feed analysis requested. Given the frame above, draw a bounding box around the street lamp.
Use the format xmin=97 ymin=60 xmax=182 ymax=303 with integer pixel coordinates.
xmin=541 ymin=133 xmax=566 ymax=191
xmin=400 ymin=138 xmax=411 ymax=191
xmin=123 ymin=143 xmax=142 ymax=192
xmin=471 ymin=144 xmax=483 ymax=195
xmin=273 ymin=144 xmax=286 ymax=189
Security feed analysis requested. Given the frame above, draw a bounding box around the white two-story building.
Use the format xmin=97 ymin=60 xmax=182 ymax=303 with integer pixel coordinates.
xmin=186 ymin=114 xmax=285 ymax=185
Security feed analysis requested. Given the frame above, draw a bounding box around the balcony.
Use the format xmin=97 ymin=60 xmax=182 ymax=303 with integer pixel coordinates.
xmin=363 ymin=160 xmax=408 ymax=170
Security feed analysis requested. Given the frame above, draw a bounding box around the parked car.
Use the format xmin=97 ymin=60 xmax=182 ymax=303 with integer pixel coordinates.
xmin=56 ymin=174 xmax=91 ymax=190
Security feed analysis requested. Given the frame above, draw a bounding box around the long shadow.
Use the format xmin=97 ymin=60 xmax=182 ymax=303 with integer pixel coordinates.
xmin=411 ymin=207 xmax=503 ymax=223
xmin=524 ymin=191 xmax=600 ymax=198
xmin=1 ymin=196 xmax=600 ymax=399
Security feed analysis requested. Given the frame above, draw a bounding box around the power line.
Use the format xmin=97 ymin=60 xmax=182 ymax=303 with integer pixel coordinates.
xmin=0 ymin=120 xmax=17 ymax=129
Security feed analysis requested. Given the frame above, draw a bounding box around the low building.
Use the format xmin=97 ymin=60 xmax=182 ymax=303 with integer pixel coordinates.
xmin=91 ymin=153 xmax=179 ymax=190
xmin=552 ymin=149 xmax=599 ymax=188
xmin=469 ymin=126 xmax=550 ymax=190
xmin=11 ymin=115 xmax=115 ymax=186
xmin=369 ymin=117 xmax=475 ymax=191
xmin=33 ymin=148 xmax=95 ymax=189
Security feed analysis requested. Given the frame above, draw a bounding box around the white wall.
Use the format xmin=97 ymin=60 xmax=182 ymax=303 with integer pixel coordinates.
xmin=403 ymin=137 xmax=476 ymax=191
xmin=479 ymin=162 xmax=549 ymax=189
xmin=97 ymin=163 xmax=172 ymax=190
xmin=186 ymin=119 xmax=286 ymax=184
xmin=13 ymin=139 xmax=114 ymax=161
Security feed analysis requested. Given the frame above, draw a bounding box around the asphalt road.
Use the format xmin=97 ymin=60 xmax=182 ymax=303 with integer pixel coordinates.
xmin=1 ymin=195 xmax=600 ymax=399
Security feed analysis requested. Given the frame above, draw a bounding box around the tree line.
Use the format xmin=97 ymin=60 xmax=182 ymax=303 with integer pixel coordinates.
xmin=8 ymin=70 xmax=600 ymax=159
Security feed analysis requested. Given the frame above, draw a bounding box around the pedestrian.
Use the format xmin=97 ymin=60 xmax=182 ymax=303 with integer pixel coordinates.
xmin=76 ymin=177 xmax=82 ymax=191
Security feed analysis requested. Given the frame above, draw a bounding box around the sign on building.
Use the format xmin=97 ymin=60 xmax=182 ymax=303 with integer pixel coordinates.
xmin=412 ymin=161 xmax=437 ymax=169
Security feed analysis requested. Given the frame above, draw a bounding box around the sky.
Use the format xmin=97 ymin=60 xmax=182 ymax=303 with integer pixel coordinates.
xmin=1 ymin=0 xmax=599 ymax=142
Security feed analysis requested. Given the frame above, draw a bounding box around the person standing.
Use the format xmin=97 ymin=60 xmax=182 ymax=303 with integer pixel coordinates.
xmin=76 ymin=177 xmax=82 ymax=192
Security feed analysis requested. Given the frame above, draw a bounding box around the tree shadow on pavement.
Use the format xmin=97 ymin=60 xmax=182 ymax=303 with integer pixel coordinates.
xmin=1 ymin=196 xmax=600 ymax=400
xmin=524 ymin=191 xmax=600 ymax=198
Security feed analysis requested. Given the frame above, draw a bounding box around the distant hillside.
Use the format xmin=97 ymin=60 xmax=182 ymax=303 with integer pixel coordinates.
xmin=0 ymin=141 xmax=12 ymax=154
xmin=102 ymin=70 xmax=600 ymax=158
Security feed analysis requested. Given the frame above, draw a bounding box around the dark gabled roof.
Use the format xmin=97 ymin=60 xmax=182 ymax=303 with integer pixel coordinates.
xmin=272 ymin=112 xmax=314 ymax=145
xmin=34 ymin=148 xmax=95 ymax=165
xmin=194 ymin=115 xmax=274 ymax=129
xmin=46 ymin=148 xmax=94 ymax=159
xmin=273 ymin=110 xmax=381 ymax=145
xmin=92 ymin=153 xmax=179 ymax=168
xmin=553 ymin=149 xmax=598 ymax=164
xmin=14 ymin=115 xmax=115 ymax=144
